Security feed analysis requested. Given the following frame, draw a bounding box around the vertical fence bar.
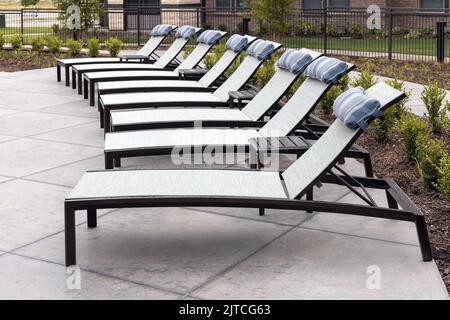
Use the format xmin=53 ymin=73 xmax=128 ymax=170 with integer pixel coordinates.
xmin=437 ymin=21 xmax=446 ymax=63
xmin=137 ymin=7 xmax=141 ymax=47
xmin=323 ymin=6 xmax=328 ymax=55
xmin=388 ymin=8 xmax=393 ymax=60
xmin=20 ymin=8 xmax=24 ymax=43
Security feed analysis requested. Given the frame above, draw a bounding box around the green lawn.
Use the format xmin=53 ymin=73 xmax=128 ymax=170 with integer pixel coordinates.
xmin=284 ymin=36 xmax=441 ymax=56
xmin=0 ymin=27 xmax=53 ymax=35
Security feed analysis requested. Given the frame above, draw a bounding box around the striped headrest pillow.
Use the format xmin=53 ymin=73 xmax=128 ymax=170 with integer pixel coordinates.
xmin=333 ymin=87 xmax=382 ymax=130
xmin=150 ymin=24 xmax=173 ymax=36
xmin=247 ymin=39 xmax=275 ymax=61
xmin=175 ymin=26 xmax=196 ymax=39
xmin=277 ymin=49 xmax=313 ymax=74
xmin=225 ymin=34 xmax=248 ymax=53
xmin=197 ymin=30 xmax=223 ymax=45
xmin=304 ymin=56 xmax=348 ymax=84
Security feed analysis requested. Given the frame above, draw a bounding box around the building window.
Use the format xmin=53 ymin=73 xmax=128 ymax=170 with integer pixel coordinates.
xmin=302 ymin=0 xmax=349 ymax=9
xmin=303 ymin=0 xmax=322 ymax=10
xmin=216 ymin=0 xmax=245 ymax=9
xmin=420 ymin=0 xmax=443 ymax=9
xmin=216 ymin=0 xmax=230 ymax=8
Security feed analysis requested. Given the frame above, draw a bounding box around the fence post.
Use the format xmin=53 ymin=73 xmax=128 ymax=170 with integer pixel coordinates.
xmin=137 ymin=7 xmax=141 ymax=47
xmin=388 ymin=8 xmax=393 ymax=60
xmin=323 ymin=6 xmax=328 ymax=55
xmin=20 ymin=8 xmax=24 ymax=43
xmin=242 ymin=18 xmax=250 ymax=35
xmin=196 ymin=7 xmax=200 ymax=27
xmin=437 ymin=21 xmax=446 ymax=63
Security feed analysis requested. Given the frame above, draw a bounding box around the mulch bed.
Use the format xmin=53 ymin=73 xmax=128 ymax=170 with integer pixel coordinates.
xmin=318 ymin=110 xmax=450 ymax=294
xmin=0 ymin=51 xmax=61 ymax=72
xmin=333 ymin=55 xmax=450 ymax=90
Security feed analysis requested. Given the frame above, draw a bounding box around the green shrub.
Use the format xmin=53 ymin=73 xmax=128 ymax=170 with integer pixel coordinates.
xmin=421 ymin=80 xmax=449 ymax=132
xmin=350 ymin=23 xmax=363 ymax=38
xmin=203 ymin=43 xmax=226 ymax=69
xmin=105 ymin=37 xmax=123 ymax=57
xmin=45 ymin=36 xmax=62 ymax=55
xmin=295 ymin=21 xmax=316 ymax=36
xmin=87 ymin=38 xmax=100 ymax=57
xmin=30 ymin=37 xmax=45 ymax=53
xmin=351 ymin=70 xmax=377 ymax=89
xmin=66 ymin=39 xmax=82 ymax=57
xmin=252 ymin=56 xmax=276 ymax=87
xmin=10 ymin=34 xmax=23 ymax=51
xmin=372 ymin=79 xmax=409 ymax=142
xmin=0 ymin=33 xmax=4 ymax=50
xmin=417 ymin=138 xmax=448 ymax=190
xmin=52 ymin=24 xmax=60 ymax=35
xmin=400 ymin=112 xmax=431 ymax=163
xmin=218 ymin=24 xmax=227 ymax=32
xmin=437 ymin=156 xmax=450 ymax=201
xmin=319 ymin=85 xmax=342 ymax=114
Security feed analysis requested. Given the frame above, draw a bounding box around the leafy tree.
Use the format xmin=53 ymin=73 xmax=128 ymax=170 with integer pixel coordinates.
xmin=246 ymin=0 xmax=296 ymax=34
xmin=21 ymin=0 xmax=40 ymax=6
xmin=53 ymin=0 xmax=104 ymax=35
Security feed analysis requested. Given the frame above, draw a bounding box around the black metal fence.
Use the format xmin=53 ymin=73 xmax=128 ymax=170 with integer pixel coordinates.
xmin=1 ymin=6 xmax=450 ymax=62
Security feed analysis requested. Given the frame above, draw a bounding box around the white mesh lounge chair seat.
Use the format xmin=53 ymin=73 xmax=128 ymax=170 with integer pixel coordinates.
xmin=59 ymin=57 xmax=122 ymax=64
xmin=101 ymin=91 xmax=224 ymax=107
xmin=67 ymin=169 xmax=287 ymax=200
xmin=111 ymin=108 xmax=250 ymax=127
xmin=98 ymin=80 xmax=205 ymax=91
xmin=85 ymin=70 xmax=180 ymax=81
xmin=75 ymin=63 xmax=175 ymax=72
xmin=105 ymin=128 xmax=260 ymax=151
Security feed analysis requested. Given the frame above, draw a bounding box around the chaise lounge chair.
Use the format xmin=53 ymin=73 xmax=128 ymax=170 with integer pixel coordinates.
xmin=94 ymin=34 xmax=258 ymax=103
xmin=105 ymin=49 xmax=324 ymax=133
xmin=72 ymin=26 xmax=211 ymax=95
xmin=98 ymin=39 xmax=283 ymax=128
xmin=56 ymin=24 xmax=177 ymax=86
xmin=64 ymin=82 xmax=432 ymax=266
xmin=82 ymin=29 xmax=227 ymax=105
xmin=102 ymin=56 xmax=353 ymax=169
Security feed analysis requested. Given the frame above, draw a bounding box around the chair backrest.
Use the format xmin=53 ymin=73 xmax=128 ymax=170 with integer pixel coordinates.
xmin=258 ymin=60 xmax=354 ymax=137
xmin=136 ymin=25 xmax=177 ymax=57
xmin=242 ymin=48 xmax=322 ymax=121
xmin=152 ymin=26 xmax=201 ymax=68
xmin=174 ymin=30 xmax=227 ymax=71
xmin=281 ymin=82 xmax=405 ymax=199
xmin=213 ymin=40 xmax=283 ymax=101
xmin=197 ymin=35 xmax=258 ymax=88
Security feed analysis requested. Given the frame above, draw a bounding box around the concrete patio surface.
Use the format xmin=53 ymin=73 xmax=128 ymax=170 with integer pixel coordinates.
xmin=0 ymin=67 xmax=448 ymax=300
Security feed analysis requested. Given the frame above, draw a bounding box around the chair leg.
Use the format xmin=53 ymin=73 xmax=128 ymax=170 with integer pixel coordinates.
xmin=363 ymin=153 xmax=374 ymax=177
xmin=57 ymin=65 xmax=61 ymax=82
xmin=415 ymin=215 xmax=433 ymax=262
xmin=386 ymin=190 xmax=398 ymax=209
xmin=65 ymin=66 xmax=70 ymax=86
xmin=259 ymin=208 xmax=265 ymax=216
xmin=87 ymin=209 xmax=97 ymax=228
xmin=114 ymin=157 xmax=121 ymax=168
xmin=83 ymin=79 xmax=89 ymax=99
xmin=306 ymin=189 xmax=314 ymax=213
xmin=105 ymin=153 xmax=114 ymax=169
xmin=90 ymin=82 xmax=95 ymax=106
xmin=64 ymin=205 xmax=76 ymax=267
xmin=72 ymin=70 xmax=77 ymax=90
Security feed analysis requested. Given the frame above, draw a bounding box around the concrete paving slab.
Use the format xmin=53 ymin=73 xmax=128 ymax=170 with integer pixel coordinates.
xmin=0 ymin=90 xmax=83 ymax=111
xmin=16 ymin=207 xmax=290 ymax=294
xmin=0 ymin=254 xmax=179 ymax=300
xmin=27 ymin=155 xmax=105 ymax=187
xmin=0 ymin=112 xmax=94 ymax=137
xmin=0 ymin=138 xmax=101 ymax=177
xmin=0 ymin=134 xmax=18 ymax=143
xmin=194 ymin=228 xmax=449 ymax=300
xmin=34 ymin=121 xmax=106 ymax=148
xmin=36 ymin=100 xmax=100 ymax=119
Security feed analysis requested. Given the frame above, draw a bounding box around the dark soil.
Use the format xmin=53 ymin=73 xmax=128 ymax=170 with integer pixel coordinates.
xmin=0 ymin=50 xmax=59 ymax=72
xmin=332 ymin=55 xmax=450 ymax=90
xmin=318 ymin=110 xmax=450 ymax=294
